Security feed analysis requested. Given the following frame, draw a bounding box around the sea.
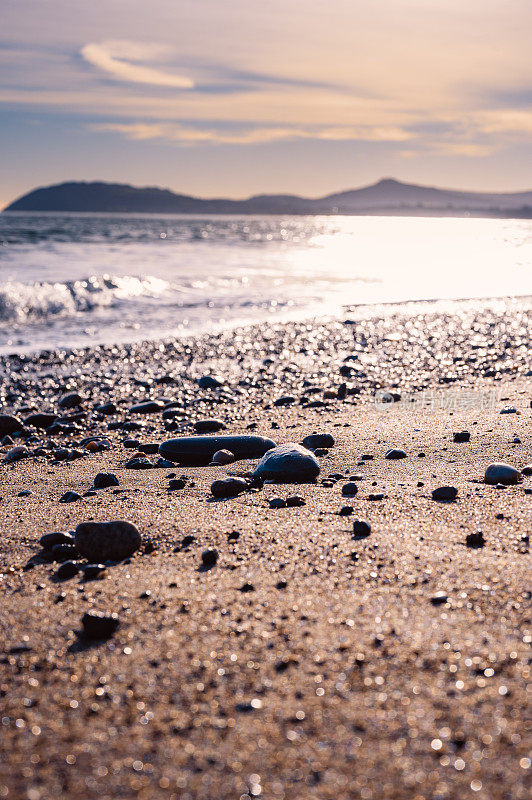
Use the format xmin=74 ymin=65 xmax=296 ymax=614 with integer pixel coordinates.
xmin=0 ymin=213 xmax=531 ymax=354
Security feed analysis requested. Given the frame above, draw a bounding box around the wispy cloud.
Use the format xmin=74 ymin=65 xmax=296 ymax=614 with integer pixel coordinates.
xmin=80 ymin=41 xmax=194 ymax=89
xmin=88 ymin=121 xmax=414 ymax=146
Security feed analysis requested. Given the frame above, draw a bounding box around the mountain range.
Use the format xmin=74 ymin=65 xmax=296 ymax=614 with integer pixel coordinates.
xmin=4 ymin=178 xmax=532 ymax=217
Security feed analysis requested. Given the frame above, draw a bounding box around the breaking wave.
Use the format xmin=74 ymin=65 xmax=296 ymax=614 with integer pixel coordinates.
xmin=0 ymin=274 xmax=168 ymax=323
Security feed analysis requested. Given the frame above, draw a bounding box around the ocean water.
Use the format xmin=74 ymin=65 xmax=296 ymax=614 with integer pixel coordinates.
xmin=0 ymin=213 xmax=531 ymax=354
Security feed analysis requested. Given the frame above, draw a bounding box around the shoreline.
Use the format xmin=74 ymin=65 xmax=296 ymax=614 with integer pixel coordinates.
xmin=1 ymin=292 xmax=531 ymax=362
xmin=0 ymin=298 xmax=530 ymax=799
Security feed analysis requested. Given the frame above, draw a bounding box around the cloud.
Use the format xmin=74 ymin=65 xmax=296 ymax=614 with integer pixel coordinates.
xmin=88 ymin=121 xmax=414 ymax=146
xmin=80 ymin=40 xmax=194 ymax=89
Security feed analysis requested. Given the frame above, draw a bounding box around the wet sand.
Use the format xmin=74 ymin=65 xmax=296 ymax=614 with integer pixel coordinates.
xmin=0 ymin=297 xmax=531 ymax=800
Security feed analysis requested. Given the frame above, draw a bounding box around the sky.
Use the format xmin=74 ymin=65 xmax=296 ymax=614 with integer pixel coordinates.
xmin=1 ymin=0 xmax=531 ymax=208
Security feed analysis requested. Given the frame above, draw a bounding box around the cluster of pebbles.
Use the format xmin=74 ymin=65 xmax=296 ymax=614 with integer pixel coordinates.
xmin=0 ymin=299 xmax=530 ymax=799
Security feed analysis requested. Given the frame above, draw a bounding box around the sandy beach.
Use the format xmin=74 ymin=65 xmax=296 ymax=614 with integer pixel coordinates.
xmin=0 ymin=297 xmax=530 ymax=800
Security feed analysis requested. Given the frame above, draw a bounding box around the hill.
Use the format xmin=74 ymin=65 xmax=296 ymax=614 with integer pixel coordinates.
xmin=4 ymin=178 xmax=532 ymax=217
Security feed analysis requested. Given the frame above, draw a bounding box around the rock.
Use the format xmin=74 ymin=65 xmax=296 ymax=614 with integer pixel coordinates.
xmin=194 ymin=419 xmax=225 ymax=433
xmin=521 ymin=464 xmax=532 ymax=476
xmin=385 ymin=448 xmax=407 ymax=460
xmin=125 ymin=458 xmax=153 ymax=469
xmin=24 ymin=412 xmax=57 ymax=429
xmin=211 ymin=449 xmax=235 ymax=465
xmin=484 ymin=463 xmax=520 ymax=485
xmin=75 ymin=520 xmax=141 ymax=561
xmin=201 ymin=548 xmax=218 ymax=569
xmin=96 ymin=401 xmax=117 ymax=415
xmin=54 ymin=560 xmax=79 ymax=580
xmin=252 ymin=443 xmax=319 ymax=483
xmin=4 ymin=446 xmax=29 ymax=463
xmin=239 ymin=582 xmax=255 ymax=593
xmin=159 ymin=435 xmax=276 ymax=466
xmin=302 ymin=433 xmax=335 ymax=450
xmin=129 ymin=401 xmax=165 ymax=414
xmin=198 ymin=375 xmax=223 ymax=389
xmin=466 ymin=531 xmax=485 ymax=548
xmin=51 ymin=543 xmax=78 ymax=562
xmin=17 ymin=489 xmax=32 ymax=497
xmin=59 ymin=491 xmax=82 ymax=503
xmin=500 ymin=405 xmax=517 ymax=414
xmin=81 ymin=563 xmax=106 ymax=580
xmin=137 ymin=443 xmax=159 ymax=454
xmin=58 ymin=393 xmax=82 ymax=410
xmin=274 ymin=395 xmax=296 ymax=406
xmin=453 ymin=431 xmax=470 ymax=443
xmin=211 ymin=477 xmax=248 ymax=498
xmin=0 ymin=414 xmax=23 ymax=436
xmin=286 ymin=495 xmax=306 ymax=507
xmin=432 ymin=486 xmax=458 ymax=501
xmin=93 ymin=472 xmax=119 ymax=489
xmin=341 ymin=482 xmax=358 ymax=497
xmin=352 ymin=520 xmax=371 ymax=539
xmin=40 ymin=531 xmax=74 ymax=551
xmin=339 ymin=506 xmax=354 ymax=516
xmin=81 ymin=611 xmax=120 ymax=640
xmin=269 ymin=497 xmax=286 ymax=509
xmin=430 ymin=591 xmax=448 ymax=605
xmin=168 ymin=478 xmax=186 ymax=491
xmin=367 ymin=493 xmax=384 ymax=501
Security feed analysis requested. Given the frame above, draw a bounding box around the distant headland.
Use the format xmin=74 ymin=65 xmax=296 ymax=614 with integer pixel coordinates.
xmin=4 ymin=178 xmax=532 ymax=217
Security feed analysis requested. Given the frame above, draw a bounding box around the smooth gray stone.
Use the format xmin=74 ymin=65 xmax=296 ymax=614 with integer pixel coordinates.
xmin=484 ymin=462 xmax=520 ymax=485
xmin=129 ymin=401 xmax=165 ymax=414
xmin=385 ymin=448 xmax=407 ymax=460
xmin=252 ymin=443 xmax=320 ymax=483
xmin=75 ymin=520 xmax=141 ymax=561
xmin=302 ymin=433 xmax=335 ymax=450
xmin=159 ymin=435 xmax=276 ymax=466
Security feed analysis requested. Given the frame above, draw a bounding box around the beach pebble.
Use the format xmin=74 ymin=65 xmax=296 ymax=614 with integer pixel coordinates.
xmin=286 ymin=495 xmax=306 ymax=507
xmin=211 ymin=449 xmax=235 ymax=465
xmin=129 ymin=400 xmax=165 ymax=414
xmin=93 ymin=472 xmax=119 ymax=489
xmin=24 ymin=412 xmax=57 ymax=429
xmin=0 ymin=414 xmax=23 ymax=436
xmin=432 ymin=486 xmax=458 ymax=501
xmin=75 ymin=520 xmax=141 ymax=561
xmin=367 ymin=493 xmax=384 ymax=501
xmin=4 ymin=445 xmax=29 ymax=463
xmin=500 ymin=405 xmax=517 ymax=414
xmin=168 ymin=478 xmax=186 ymax=491
xmin=211 ymin=477 xmax=248 ymax=498
xmin=385 ymin=448 xmax=407 ymax=460
xmin=269 ymin=497 xmax=286 ymax=509
xmin=96 ymin=401 xmax=117 ymax=415
xmin=430 ymin=591 xmax=448 ymax=605
xmin=453 ymin=431 xmax=470 ymax=443
xmin=159 ymin=435 xmax=276 ymax=466
xmin=466 ymin=531 xmax=485 ymax=548
xmin=194 ymin=419 xmax=225 ymax=433
xmin=274 ymin=395 xmax=296 ymax=406
xmin=253 ymin=443 xmax=320 ymax=483
xmin=339 ymin=506 xmax=354 ymax=516
xmin=40 ymin=531 xmax=74 ymax=551
xmin=198 ymin=375 xmax=224 ymax=389
xmin=201 ymin=548 xmax=218 ymax=569
xmin=54 ymin=560 xmax=79 ymax=580
xmin=484 ymin=462 xmax=520 ymax=485
xmin=81 ymin=563 xmax=106 ymax=580
xmin=81 ymin=611 xmax=120 ymax=640
xmin=352 ymin=520 xmax=371 ymax=539
xmin=59 ymin=491 xmax=82 ymax=503
xmin=58 ymin=392 xmax=83 ymax=410
xmin=302 ymin=433 xmax=335 ymax=450
xmin=521 ymin=464 xmax=532 ymax=476
xmin=51 ymin=543 xmax=78 ymax=562
xmin=341 ymin=482 xmax=358 ymax=497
